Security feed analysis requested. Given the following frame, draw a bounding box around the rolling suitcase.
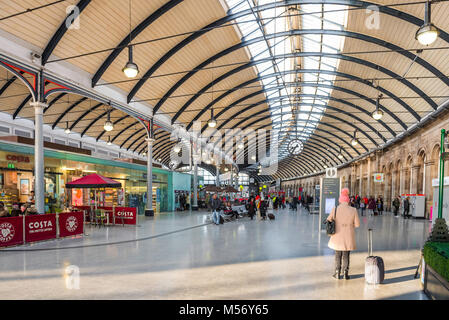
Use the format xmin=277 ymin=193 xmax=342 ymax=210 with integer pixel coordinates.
xmin=365 ymin=228 xmax=385 ymax=284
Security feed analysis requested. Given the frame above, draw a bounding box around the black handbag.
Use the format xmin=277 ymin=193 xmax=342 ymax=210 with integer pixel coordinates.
xmin=325 ymin=206 xmax=338 ymax=236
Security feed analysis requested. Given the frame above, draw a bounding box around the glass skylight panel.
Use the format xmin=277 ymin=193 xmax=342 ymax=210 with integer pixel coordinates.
xmin=224 ymin=0 xmax=347 ymax=167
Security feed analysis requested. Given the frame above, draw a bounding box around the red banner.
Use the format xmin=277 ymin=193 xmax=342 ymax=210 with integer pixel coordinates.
xmin=114 ymin=207 xmax=137 ymax=225
xmin=25 ymin=214 xmax=57 ymax=243
xmin=74 ymin=206 xmax=137 ymax=225
xmin=59 ymin=212 xmax=84 ymax=238
xmin=0 ymin=216 xmax=24 ymax=247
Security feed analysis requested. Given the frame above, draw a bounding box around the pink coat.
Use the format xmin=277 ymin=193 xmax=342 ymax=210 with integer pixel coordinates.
xmin=326 ymin=202 xmax=360 ymax=251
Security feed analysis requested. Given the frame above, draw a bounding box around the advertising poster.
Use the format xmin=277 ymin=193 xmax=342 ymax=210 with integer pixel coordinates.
xmin=20 ymin=179 xmax=29 ymax=195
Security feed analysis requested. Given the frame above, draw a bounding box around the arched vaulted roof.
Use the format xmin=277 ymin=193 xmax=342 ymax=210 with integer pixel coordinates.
xmin=0 ymin=0 xmax=449 ymax=180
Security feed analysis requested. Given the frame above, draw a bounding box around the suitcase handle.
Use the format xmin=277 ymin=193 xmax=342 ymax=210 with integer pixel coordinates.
xmin=368 ymin=228 xmax=373 ymax=256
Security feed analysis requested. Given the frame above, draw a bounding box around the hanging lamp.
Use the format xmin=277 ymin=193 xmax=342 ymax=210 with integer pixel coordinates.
xmin=416 ymin=1 xmax=440 ymax=46
xmin=372 ymin=94 xmax=384 ymax=120
xmin=104 ymin=109 xmax=114 ymax=132
xmin=208 ymin=108 xmax=217 ymax=128
xmin=64 ymin=121 xmax=70 ymax=134
xmin=351 ymin=130 xmax=358 ymax=146
xmin=122 ymin=0 xmax=139 ymax=78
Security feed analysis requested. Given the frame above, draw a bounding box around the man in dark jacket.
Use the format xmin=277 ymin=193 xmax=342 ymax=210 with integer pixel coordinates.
xmin=403 ymin=197 xmax=410 ymax=219
xmin=210 ymin=194 xmax=222 ymax=224
xmin=392 ymin=196 xmax=400 ymax=217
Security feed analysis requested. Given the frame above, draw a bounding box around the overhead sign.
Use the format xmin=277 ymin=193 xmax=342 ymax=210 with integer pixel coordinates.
xmin=325 ymin=167 xmax=338 ymax=178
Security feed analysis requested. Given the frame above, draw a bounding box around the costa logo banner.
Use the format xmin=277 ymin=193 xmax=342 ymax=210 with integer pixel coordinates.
xmin=0 ymin=217 xmax=24 ymax=247
xmin=25 ymin=214 xmax=57 ymax=243
xmin=114 ymin=207 xmax=137 ymax=225
xmin=59 ymin=211 xmax=84 ymax=237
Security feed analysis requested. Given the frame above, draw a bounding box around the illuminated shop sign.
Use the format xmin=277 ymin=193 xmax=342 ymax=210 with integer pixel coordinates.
xmin=6 ymin=155 xmax=30 ymax=163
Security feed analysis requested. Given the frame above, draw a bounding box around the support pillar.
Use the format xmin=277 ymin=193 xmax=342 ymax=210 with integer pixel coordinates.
xmin=145 ymin=138 xmax=154 ymax=216
xmin=192 ymin=161 xmax=198 ymax=211
xmin=216 ymin=166 xmax=220 ymax=187
xmin=31 ymin=101 xmax=46 ymax=214
xmin=359 ymin=162 xmax=363 ymax=196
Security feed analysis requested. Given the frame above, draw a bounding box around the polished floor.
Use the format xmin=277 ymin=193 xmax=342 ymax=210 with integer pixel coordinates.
xmin=0 ymin=207 xmax=431 ymax=300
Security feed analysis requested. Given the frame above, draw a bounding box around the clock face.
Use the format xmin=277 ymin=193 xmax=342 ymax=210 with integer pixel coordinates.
xmin=287 ymin=139 xmax=303 ymax=156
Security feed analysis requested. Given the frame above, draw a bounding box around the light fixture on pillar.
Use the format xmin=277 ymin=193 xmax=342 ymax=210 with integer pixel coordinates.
xmin=107 ymin=136 xmax=112 ymax=145
xmin=104 ymin=109 xmax=114 ymax=132
xmin=64 ymin=121 xmax=70 ymax=134
xmin=351 ymin=130 xmax=358 ymax=146
xmin=372 ymin=94 xmax=384 ymax=120
xmin=207 ymin=108 xmax=217 ymax=128
xmin=416 ymin=1 xmax=440 ymax=46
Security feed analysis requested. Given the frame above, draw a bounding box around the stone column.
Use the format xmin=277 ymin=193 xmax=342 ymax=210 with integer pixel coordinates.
xmin=411 ymin=165 xmax=420 ymax=194
xmin=30 ymin=101 xmax=46 ymax=214
xmin=400 ymin=169 xmax=407 ymax=196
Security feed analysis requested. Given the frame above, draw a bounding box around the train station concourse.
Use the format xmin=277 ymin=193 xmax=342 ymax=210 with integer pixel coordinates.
xmin=0 ymin=0 xmax=449 ymax=305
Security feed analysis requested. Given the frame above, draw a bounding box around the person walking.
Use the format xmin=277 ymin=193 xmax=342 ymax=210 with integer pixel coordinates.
xmin=360 ymin=198 xmax=366 ymax=216
xmin=210 ymin=193 xmax=222 ymax=225
xmin=367 ymin=196 xmax=376 ymax=216
xmin=403 ymin=196 xmax=410 ymax=219
xmin=292 ymin=195 xmax=298 ymax=211
xmin=248 ymin=196 xmax=256 ymax=220
xmin=392 ymin=196 xmax=400 ymax=217
xmin=327 ymin=188 xmax=360 ymax=280
xmin=376 ymin=196 xmax=384 ymax=215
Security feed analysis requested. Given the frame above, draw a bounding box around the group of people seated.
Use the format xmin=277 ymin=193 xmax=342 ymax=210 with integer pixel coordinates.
xmin=0 ymin=201 xmax=38 ymax=217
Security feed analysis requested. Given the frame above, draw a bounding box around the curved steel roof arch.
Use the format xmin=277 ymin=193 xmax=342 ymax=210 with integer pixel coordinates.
xmin=185 ymin=66 xmax=410 ymax=133
xmin=41 ymin=0 xmax=92 ymax=65
xmin=69 ymin=102 xmax=103 ymax=131
xmin=91 ymin=0 xmax=183 ymax=87
xmin=126 ymin=0 xmax=449 ymax=103
xmin=194 ymin=81 xmax=396 ymax=137
xmin=166 ymin=52 xmax=435 ymax=126
xmin=206 ymin=93 xmax=387 ymax=144
xmin=96 ymin=114 xmax=131 ymax=142
xmin=52 ymin=97 xmax=88 ymax=129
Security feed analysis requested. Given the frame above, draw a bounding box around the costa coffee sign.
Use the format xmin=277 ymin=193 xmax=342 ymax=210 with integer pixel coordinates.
xmin=115 ymin=207 xmax=137 ymax=225
xmin=25 ymin=214 xmax=57 ymax=243
xmin=6 ymin=154 xmax=30 ymax=163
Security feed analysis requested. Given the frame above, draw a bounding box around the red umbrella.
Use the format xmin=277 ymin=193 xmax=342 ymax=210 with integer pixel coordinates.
xmin=65 ymin=173 xmax=122 ymax=189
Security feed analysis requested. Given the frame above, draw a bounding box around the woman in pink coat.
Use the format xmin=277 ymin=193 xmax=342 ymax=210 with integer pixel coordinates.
xmin=327 ymin=188 xmax=360 ymax=280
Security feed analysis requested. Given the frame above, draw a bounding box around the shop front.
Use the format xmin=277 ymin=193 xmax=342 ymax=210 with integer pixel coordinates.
xmin=0 ymin=140 xmax=174 ymax=214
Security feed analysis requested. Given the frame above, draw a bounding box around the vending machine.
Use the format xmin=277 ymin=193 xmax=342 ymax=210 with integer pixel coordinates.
xmin=401 ymin=194 xmax=426 ymax=218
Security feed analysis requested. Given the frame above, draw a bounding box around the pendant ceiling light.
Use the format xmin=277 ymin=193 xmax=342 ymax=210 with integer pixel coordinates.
xmin=123 ymin=0 xmax=139 ymax=78
xmin=208 ymin=108 xmax=217 ymax=128
xmin=64 ymin=121 xmax=70 ymax=134
xmin=173 ymin=138 xmax=181 ymax=153
xmin=338 ymin=147 xmax=343 ymax=159
xmin=123 ymin=46 xmax=139 ymax=78
xmin=372 ymin=94 xmax=384 ymax=120
xmin=351 ymin=130 xmax=358 ymax=146
xmin=237 ymin=142 xmax=244 ymax=149
xmin=416 ymin=1 xmax=440 ymax=46
xmin=104 ymin=109 xmax=114 ymax=132
xmin=107 ymin=136 xmax=112 ymax=145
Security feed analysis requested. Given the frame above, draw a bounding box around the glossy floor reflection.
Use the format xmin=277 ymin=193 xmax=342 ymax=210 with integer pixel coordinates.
xmin=0 ymin=208 xmax=430 ymax=299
